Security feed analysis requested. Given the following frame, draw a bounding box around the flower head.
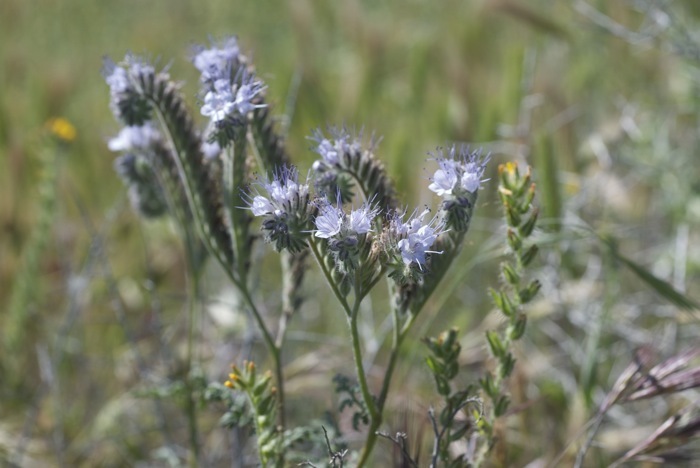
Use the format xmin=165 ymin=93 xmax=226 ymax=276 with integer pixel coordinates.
xmin=429 ymin=145 xmax=489 ymax=232
xmin=248 ymin=166 xmax=310 ymax=215
xmin=103 ymin=58 xmax=130 ymax=96
xmin=246 ymin=166 xmax=312 ymax=252
xmin=46 ymin=117 xmax=77 ymax=143
xmin=348 ymin=203 xmax=377 ymax=234
xmin=313 ymin=196 xmax=380 ymax=273
xmin=192 ymin=36 xmax=242 ymax=83
xmin=428 ymin=145 xmax=488 ymax=198
xmin=201 ymin=79 xmax=236 ymax=123
xmin=200 ymin=72 xmax=267 ymax=124
xmin=388 ymin=208 xmax=446 ymax=270
xmin=233 ymin=72 xmax=267 ymax=116
xmin=428 ymin=159 xmax=459 ymax=197
xmin=108 ymin=123 xmax=161 ymax=152
xmin=102 ymin=55 xmax=155 ymax=125
xmin=313 ymin=198 xmax=379 ymax=239
xmin=201 ymin=140 xmax=221 ymax=160
xmin=309 ymin=127 xmax=362 ymax=168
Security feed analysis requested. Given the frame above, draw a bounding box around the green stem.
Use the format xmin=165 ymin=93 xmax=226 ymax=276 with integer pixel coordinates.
xmin=356 ymin=309 xmax=416 ymax=467
xmin=184 ymin=261 xmax=201 ymax=466
xmin=308 ymin=238 xmax=353 ymax=316
xmin=348 ymin=304 xmax=379 ymax=416
xmin=348 ymin=314 xmax=381 ymax=468
xmin=236 ymin=282 xmax=286 ymax=429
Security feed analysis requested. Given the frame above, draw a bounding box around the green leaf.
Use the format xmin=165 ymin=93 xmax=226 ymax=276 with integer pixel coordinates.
xmin=605 ymin=239 xmax=700 ymax=312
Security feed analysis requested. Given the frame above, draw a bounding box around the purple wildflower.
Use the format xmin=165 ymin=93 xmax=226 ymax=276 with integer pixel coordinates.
xmin=103 ymin=59 xmax=130 ymax=96
xmin=309 ymin=127 xmax=362 ymax=167
xmin=428 ymin=145 xmax=488 ymax=198
xmin=200 ymin=73 xmax=266 ymax=123
xmin=192 ymin=36 xmax=241 ymax=82
xmin=247 ymin=166 xmax=310 ymax=217
xmin=201 ymin=140 xmax=221 ymax=160
xmin=389 ymin=209 xmax=446 ymax=269
xmin=314 ymin=199 xmax=380 ymax=239
xmin=314 ymin=201 xmax=344 ymax=239
xmin=201 ymin=79 xmax=236 ymax=122
xmin=233 ymin=73 xmax=267 ymax=115
xmin=246 ymin=166 xmax=312 ymax=252
xmin=108 ymin=123 xmax=160 ymax=152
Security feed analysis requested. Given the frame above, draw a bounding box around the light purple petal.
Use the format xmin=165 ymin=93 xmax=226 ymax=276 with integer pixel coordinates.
xmin=314 ymin=204 xmax=343 ymax=238
xmin=251 ymin=196 xmax=275 ymax=216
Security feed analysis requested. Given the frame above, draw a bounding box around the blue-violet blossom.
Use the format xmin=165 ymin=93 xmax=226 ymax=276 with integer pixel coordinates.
xmin=390 ymin=209 xmax=446 ymax=269
xmin=246 ymin=166 xmax=312 ymax=252
xmin=108 ymin=123 xmax=161 ymax=152
xmin=310 ymin=127 xmax=362 ymax=168
xmin=249 ymin=166 xmax=309 ymax=216
xmin=192 ymin=36 xmax=241 ymax=83
xmin=314 ymin=199 xmax=379 ymax=239
xmin=428 ymin=145 xmax=488 ymax=198
xmin=200 ymin=73 xmax=267 ymax=123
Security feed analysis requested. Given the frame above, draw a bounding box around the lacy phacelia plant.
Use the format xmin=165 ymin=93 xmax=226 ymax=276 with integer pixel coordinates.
xmin=104 ymin=37 xmax=513 ymax=467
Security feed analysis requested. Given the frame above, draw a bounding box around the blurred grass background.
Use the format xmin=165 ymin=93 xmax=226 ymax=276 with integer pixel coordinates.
xmin=2 ymin=0 xmax=700 ymax=465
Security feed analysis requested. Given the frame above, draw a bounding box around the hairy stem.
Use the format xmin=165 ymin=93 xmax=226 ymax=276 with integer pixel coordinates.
xmin=236 ymin=282 xmax=286 ymax=429
xmin=184 ymin=258 xmax=201 ymax=466
xmin=356 ymin=308 xmax=417 ymax=467
xmin=308 ymin=238 xmax=353 ymax=316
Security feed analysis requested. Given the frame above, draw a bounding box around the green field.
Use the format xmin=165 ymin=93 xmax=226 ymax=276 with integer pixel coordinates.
xmin=2 ymin=1 xmax=700 ymax=466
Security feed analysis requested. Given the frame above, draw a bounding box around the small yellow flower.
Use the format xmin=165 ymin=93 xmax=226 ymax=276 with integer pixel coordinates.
xmin=46 ymin=117 xmax=77 ymax=142
xmin=499 ymin=162 xmax=517 ymax=176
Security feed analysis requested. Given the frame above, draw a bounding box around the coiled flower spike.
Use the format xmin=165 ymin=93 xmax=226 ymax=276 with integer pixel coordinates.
xmin=313 ymin=196 xmax=380 ymax=274
xmin=245 ymin=166 xmax=313 ymax=253
xmin=384 ymin=208 xmax=447 ymax=283
xmin=192 ymin=36 xmax=242 ymax=84
xmin=429 ymin=145 xmax=488 ymax=232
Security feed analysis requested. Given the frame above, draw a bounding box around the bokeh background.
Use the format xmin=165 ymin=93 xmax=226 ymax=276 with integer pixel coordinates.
xmin=2 ymin=0 xmax=700 ymax=466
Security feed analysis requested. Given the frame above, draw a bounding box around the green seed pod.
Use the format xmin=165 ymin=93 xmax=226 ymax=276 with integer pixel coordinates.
xmin=508 ymin=314 xmax=527 ymax=341
xmin=519 ymin=207 xmax=539 ymax=238
xmin=519 ymin=279 xmax=542 ymax=303
xmin=501 ymin=262 xmax=520 ymax=285
xmin=520 ymin=244 xmax=539 ymax=267
xmin=486 ymin=330 xmax=506 ymax=359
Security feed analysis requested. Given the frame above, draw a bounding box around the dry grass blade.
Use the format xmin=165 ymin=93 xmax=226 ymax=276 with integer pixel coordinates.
xmin=623 ymin=349 xmax=700 ymax=402
xmin=610 ymin=408 xmax=700 ymax=467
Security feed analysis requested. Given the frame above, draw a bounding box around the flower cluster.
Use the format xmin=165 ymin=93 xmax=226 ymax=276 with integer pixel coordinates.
xmin=314 ymin=198 xmax=380 ymax=272
xmin=200 ymin=71 xmax=267 ymax=125
xmin=310 ymin=127 xmax=362 ymax=169
xmin=246 ymin=152 xmax=473 ymax=282
xmin=193 ymin=38 xmax=267 ymax=146
xmin=111 ymin=154 xmax=166 ymax=219
xmin=429 ymin=145 xmax=488 ymax=232
xmin=192 ymin=36 xmax=242 ymax=84
xmin=384 ymin=208 xmax=447 ymax=281
xmin=309 ymin=127 xmax=392 ymax=211
xmin=245 ymin=166 xmax=312 ymax=253
xmin=102 ymin=55 xmax=155 ymax=126
xmin=107 ymin=122 xmax=161 ymax=152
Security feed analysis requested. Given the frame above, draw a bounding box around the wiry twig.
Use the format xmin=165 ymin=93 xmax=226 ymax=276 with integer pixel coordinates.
xmin=428 ymin=407 xmax=441 ymax=468
xmin=322 ymin=426 xmax=347 ymax=468
xmin=376 ymin=431 xmax=419 ymax=468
